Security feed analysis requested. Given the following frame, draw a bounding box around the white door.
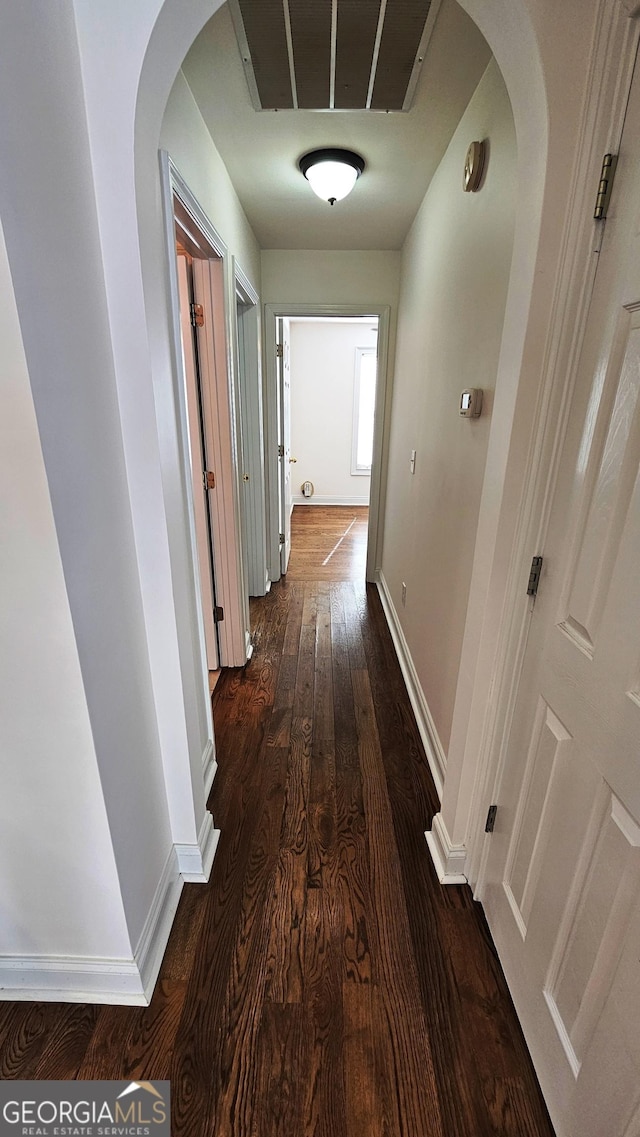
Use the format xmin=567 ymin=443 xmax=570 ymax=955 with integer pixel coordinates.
xmin=176 ymin=254 xmax=219 ymax=672
xmin=277 ymin=316 xmax=293 ymax=575
xmin=483 ymin=60 xmax=640 ymax=1137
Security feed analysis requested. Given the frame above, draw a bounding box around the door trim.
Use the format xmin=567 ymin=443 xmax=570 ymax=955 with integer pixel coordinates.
xmin=160 ymin=152 xmax=251 ymax=669
xmin=263 ymin=302 xmax=392 ymax=583
xmin=467 ymin=4 xmax=640 ymax=894
xmin=234 ymin=260 xmax=268 ymax=597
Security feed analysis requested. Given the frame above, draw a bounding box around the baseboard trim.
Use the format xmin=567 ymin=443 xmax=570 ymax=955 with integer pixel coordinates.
xmin=425 ymin=812 xmax=468 ymax=884
xmin=0 ymin=957 xmax=149 ymax=1005
xmin=202 ymin=738 xmax=217 ymax=796
xmin=135 ymin=845 xmax=183 ymax=999
xmin=0 ymin=847 xmax=183 ymax=1005
xmin=376 ymin=571 xmax=446 ymax=799
xmin=292 ymin=495 xmax=370 ymax=506
xmin=176 ymin=809 xmax=220 ymax=883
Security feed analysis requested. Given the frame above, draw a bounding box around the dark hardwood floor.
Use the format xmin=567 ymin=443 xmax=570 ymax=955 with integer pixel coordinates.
xmin=0 ymin=506 xmax=554 ymax=1136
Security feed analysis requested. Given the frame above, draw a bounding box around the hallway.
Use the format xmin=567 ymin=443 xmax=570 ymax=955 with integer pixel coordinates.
xmin=0 ymin=511 xmax=553 ymax=1135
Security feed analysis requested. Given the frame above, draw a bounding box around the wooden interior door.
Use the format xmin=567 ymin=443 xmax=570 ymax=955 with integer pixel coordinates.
xmin=482 ymin=58 xmax=640 ymax=1137
xmin=176 ymin=253 xmax=219 ymax=672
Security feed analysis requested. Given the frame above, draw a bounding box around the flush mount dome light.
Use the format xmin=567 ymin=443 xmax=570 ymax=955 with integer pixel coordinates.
xmin=299 ymin=148 xmax=365 ymax=205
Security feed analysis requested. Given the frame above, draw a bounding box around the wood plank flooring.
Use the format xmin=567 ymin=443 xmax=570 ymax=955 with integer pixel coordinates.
xmin=286 ymin=504 xmax=369 ymax=580
xmin=0 ymin=507 xmax=555 ymax=1137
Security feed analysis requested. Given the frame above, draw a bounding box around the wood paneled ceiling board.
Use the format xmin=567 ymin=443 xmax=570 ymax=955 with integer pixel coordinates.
xmin=372 ymin=0 xmax=432 ymax=110
xmin=334 ymin=0 xmax=381 ymax=110
xmin=229 ymin=0 xmax=437 ymax=111
xmin=236 ymin=0 xmax=293 ymax=109
xmin=289 ymin=0 xmax=333 ymax=109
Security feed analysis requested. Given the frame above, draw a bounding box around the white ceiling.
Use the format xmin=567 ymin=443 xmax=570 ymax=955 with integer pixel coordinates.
xmin=182 ymin=0 xmax=491 ymax=251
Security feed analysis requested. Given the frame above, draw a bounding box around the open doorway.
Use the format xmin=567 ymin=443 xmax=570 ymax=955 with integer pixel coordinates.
xmin=265 ymin=304 xmax=390 ymax=585
xmin=280 ymin=315 xmax=379 ymax=579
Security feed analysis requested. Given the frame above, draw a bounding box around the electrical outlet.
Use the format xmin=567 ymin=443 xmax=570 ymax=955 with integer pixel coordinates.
xmin=401 ymin=582 xmax=407 ymax=606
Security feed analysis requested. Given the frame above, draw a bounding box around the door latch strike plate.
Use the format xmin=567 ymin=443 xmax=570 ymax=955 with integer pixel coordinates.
xmin=485 ymin=805 xmax=498 ymax=833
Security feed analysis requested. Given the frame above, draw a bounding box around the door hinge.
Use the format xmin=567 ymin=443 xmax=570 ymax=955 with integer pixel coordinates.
xmin=214 ymin=605 xmax=224 ymax=623
xmin=279 ymin=532 xmax=285 ymax=545
xmin=278 ymin=443 xmax=284 ymax=457
xmin=593 ymin=153 xmax=617 ymax=220
xmin=276 ymin=342 xmax=284 ymax=358
xmin=527 ymin=555 xmax=543 ymax=598
xmin=203 ymin=470 xmax=216 ymax=490
xmin=190 ymin=302 xmax=205 ymax=328
xmin=485 ymin=804 xmax=498 ymax=833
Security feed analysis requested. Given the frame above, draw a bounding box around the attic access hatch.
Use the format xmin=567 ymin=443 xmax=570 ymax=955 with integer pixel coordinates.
xmin=228 ymin=0 xmax=441 ymax=111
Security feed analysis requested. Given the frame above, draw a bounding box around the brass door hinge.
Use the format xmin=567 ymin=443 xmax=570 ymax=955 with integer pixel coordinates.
xmin=276 ymin=342 xmax=284 ymax=358
xmin=214 ymin=605 xmax=224 ymax=623
xmin=279 ymin=532 xmax=285 ymax=544
xmin=203 ymin=470 xmax=216 ymax=490
xmin=278 ymin=443 xmax=284 ymax=457
xmin=593 ymin=153 xmax=617 ymax=220
xmin=190 ymin=302 xmax=205 ymax=327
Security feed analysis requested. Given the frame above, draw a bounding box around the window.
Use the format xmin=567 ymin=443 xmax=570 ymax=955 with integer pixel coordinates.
xmin=351 ymin=347 xmax=377 ymax=475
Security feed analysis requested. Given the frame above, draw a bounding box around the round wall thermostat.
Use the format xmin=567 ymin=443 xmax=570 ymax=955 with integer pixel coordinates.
xmin=463 ymin=140 xmax=486 ymax=192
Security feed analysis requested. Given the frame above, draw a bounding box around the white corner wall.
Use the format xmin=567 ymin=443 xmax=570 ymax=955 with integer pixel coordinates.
xmin=289 ymin=321 xmax=378 ymax=506
xmin=381 ymin=59 xmax=517 ymax=759
xmin=0 ymin=219 xmax=132 ymax=971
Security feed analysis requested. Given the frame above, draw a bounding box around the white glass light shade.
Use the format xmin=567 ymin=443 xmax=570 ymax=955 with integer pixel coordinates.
xmin=305 ymin=160 xmax=359 ymax=204
xmin=299 ymin=148 xmax=365 ymax=205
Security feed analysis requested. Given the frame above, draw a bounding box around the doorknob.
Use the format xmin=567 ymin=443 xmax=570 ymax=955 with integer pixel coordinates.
xmin=289 ymin=457 xmax=297 ymax=463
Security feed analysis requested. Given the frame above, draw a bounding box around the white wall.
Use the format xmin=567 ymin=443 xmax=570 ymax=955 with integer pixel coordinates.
xmin=160 ymin=69 xmax=261 ymax=289
xmin=261 ymin=250 xmax=400 ymax=312
xmin=381 ymin=60 xmax=517 ymax=755
xmin=0 ymin=219 xmax=131 ymax=963
xmin=289 ymin=321 xmax=378 ymax=506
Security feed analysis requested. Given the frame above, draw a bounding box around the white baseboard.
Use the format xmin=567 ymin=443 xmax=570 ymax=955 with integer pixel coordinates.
xmin=135 ymin=845 xmax=183 ymax=999
xmin=0 ymin=847 xmax=184 ymax=1005
xmin=202 ymin=738 xmax=217 ymax=796
xmin=176 ymin=809 xmax=220 ymax=883
xmin=376 ymin=571 xmax=446 ymax=799
xmin=292 ymin=495 xmax=370 ymax=506
xmin=425 ymin=812 xmax=468 ymax=884
xmin=0 ymin=956 xmax=150 ymax=1005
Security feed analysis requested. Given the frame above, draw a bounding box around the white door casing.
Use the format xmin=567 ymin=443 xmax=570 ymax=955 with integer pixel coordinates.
xmin=278 ymin=317 xmax=292 ymax=575
xmin=482 ymin=51 xmax=640 ymax=1137
xmin=234 ymin=261 xmax=268 ymax=597
xmin=263 ymin=304 xmax=392 ymax=584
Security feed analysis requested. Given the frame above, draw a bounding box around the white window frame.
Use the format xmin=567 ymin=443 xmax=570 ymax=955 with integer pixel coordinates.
xmin=351 ymin=346 xmax=377 ymax=475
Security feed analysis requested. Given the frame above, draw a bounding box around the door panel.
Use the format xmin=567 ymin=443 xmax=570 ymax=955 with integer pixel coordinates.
xmin=177 ymin=254 xmax=219 ymax=672
xmin=483 ymin=55 xmax=640 ymax=1137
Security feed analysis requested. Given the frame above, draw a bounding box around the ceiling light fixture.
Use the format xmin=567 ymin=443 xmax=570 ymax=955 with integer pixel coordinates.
xmin=298 ymin=148 xmax=365 ymax=206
